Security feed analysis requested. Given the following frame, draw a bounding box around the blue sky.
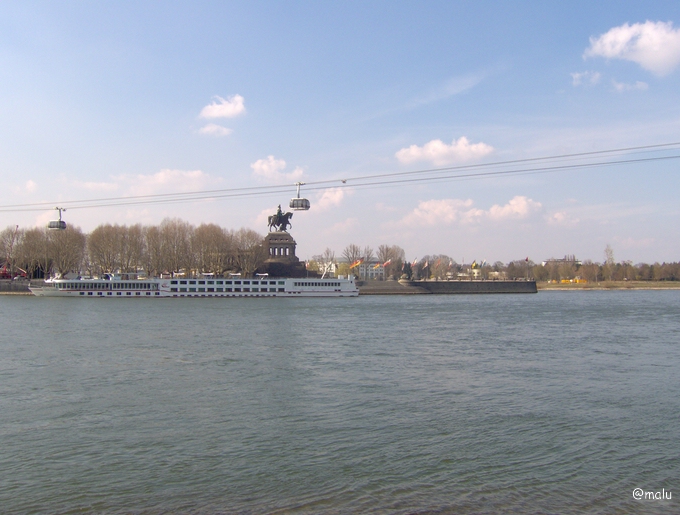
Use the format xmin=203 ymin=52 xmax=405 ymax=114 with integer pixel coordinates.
xmin=1 ymin=1 xmax=680 ymax=263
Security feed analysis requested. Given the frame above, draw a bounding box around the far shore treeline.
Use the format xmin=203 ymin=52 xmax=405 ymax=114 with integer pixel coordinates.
xmin=1 ymin=221 xmax=679 ymax=282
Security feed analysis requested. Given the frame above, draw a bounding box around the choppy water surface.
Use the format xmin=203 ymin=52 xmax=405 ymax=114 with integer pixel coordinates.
xmin=1 ymin=291 xmax=678 ymax=514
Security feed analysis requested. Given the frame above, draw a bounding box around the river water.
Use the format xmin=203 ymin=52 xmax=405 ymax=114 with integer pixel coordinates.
xmin=1 ymin=291 xmax=678 ymax=514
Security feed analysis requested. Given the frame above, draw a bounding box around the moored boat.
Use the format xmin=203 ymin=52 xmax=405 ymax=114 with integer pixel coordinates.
xmin=28 ymin=274 xmax=359 ymax=298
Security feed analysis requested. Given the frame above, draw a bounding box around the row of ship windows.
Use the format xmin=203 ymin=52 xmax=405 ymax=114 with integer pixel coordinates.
xmin=171 ymin=287 xmax=285 ymax=293
xmin=293 ymin=282 xmax=341 ymax=287
xmin=170 ymin=280 xmax=285 ymax=286
xmin=78 ymin=292 xmax=161 ymax=296
xmin=57 ymin=283 xmax=156 ymax=290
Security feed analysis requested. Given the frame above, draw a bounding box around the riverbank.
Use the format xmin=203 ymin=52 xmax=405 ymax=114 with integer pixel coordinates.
xmin=538 ymin=280 xmax=680 ymax=290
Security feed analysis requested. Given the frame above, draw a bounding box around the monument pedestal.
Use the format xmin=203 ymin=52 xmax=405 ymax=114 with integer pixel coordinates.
xmin=258 ymin=231 xmax=310 ymax=278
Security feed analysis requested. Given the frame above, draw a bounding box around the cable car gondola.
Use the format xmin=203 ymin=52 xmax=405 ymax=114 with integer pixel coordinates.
xmin=289 ymin=182 xmax=310 ymax=211
xmin=48 ymin=207 xmax=67 ymax=230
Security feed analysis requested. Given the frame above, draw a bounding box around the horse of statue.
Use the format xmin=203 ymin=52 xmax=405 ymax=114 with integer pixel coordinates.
xmin=268 ymin=205 xmax=293 ymax=232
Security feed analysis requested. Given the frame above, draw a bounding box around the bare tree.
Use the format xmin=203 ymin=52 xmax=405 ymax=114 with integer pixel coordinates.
xmin=120 ymin=224 xmax=146 ymax=273
xmin=15 ymin=228 xmax=49 ymax=279
xmin=377 ymin=244 xmax=406 ymax=279
xmin=234 ymin=228 xmax=266 ymax=277
xmin=144 ymin=225 xmax=166 ymax=277
xmin=362 ymin=246 xmax=375 ymax=263
xmin=603 ymin=244 xmax=615 ymax=281
xmin=192 ymin=223 xmax=233 ymax=276
xmin=88 ymin=224 xmax=121 ymax=274
xmin=342 ymin=243 xmax=362 ymax=264
xmin=0 ymin=226 xmax=22 ymax=276
xmin=49 ymin=226 xmax=86 ymax=276
xmin=431 ymin=255 xmax=453 ymax=280
xmin=312 ymin=247 xmax=336 ymax=276
xmin=161 ymin=218 xmax=194 ymax=276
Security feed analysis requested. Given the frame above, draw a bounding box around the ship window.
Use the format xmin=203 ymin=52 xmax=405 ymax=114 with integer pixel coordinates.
xmin=180 ymin=288 xmax=187 ymax=292
xmin=189 ymin=281 xmax=196 ymax=285
xmin=234 ymin=281 xmax=241 ymax=285
xmin=198 ymin=288 xmax=205 ymax=292
xmin=80 ymin=292 xmax=84 ymax=295
xmin=278 ymin=288 xmax=285 ymax=292
xmin=225 ymin=288 xmax=232 ymax=292
xmin=207 ymin=287 xmax=214 ymax=292
xmin=269 ymin=288 xmax=277 ymax=292
xmin=189 ymin=288 xmax=196 ymax=292
xmin=243 ymin=281 xmax=250 ymax=285
xmin=198 ymin=281 xmax=205 ymax=285
xmin=251 ymin=288 xmax=258 ymax=292
xmin=216 ymin=288 xmax=223 ymax=292
xmin=171 ymin=288 xmax=178 ymax=292
xmin=171 ymin=280 xmax=178 ymax=285
xmin=117 ymin=292 xmax=121 ymax=295
xmin=225 ymin=281 xmax=232 ymax=285
xmin=180 ymin=280 xmax=187 ymax=285
xmin=234 ymin=288 xmax=241 ymax=292
xmin=278 ymin=281 xmax=284 ymax=285
xmin=207 ymin=281 xmax=214 ymax=285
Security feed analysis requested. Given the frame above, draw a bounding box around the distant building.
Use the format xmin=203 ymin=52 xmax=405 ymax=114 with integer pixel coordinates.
xmin=542 ymin=255 xmax=582 ymax=267
xmin=354 ymin=262 xmax=385 ymax=280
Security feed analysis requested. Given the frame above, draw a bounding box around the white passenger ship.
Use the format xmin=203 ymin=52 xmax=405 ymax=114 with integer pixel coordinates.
xmin=29 ymin=274 xmax=359 ymax=298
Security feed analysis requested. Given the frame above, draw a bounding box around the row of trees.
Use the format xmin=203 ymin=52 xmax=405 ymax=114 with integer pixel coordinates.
xmin=0 ymin=220 xmax=267 ymax=278
xmin=533 ymin=259 xmax=680 ymax=283
xmin=2 ymin=222 xmax=678 ymax=282
xmin=320 ymin=243 xmax=680 ymax=282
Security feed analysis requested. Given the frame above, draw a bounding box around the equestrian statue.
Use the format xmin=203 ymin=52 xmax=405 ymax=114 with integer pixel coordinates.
xmin=268 ymin=205 xmax=293 ymax=232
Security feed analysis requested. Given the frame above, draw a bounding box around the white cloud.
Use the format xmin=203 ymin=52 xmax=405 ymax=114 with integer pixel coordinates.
xmin=314 ymin=188 xmax=345 ymax=212
xmin=488 ymin=196 xmax=542 ymax=220
xmin=403 ymin=196 xmax=541 ymax=226
xmin=548 ymin=211 xmax=580 ymax=226
xmin=327 ymin=217 xmax=358 ymax=234
xmin=612 ymin=80 xmax=648 ymax=92
xmin=251 ymin=156 xmax=304 ymax=183
xmin=396 ymin=136 xmax=493 ymax=166
xmin=198 ymin=123 xmax=233 ymax=136
xmin=73 ymin=180 xmax=119 ymax=192
xmin=571 ymin=71 xmax=601 ymax=86
xmin=584 ymin=21 xmax=680 ymax=76
xmin=25 ymin=180 xmax=37 ymax=192
xmin=199 ymin=94 xmax=246 ymax=118
xmin=114 ymin=169 xmax=216 ymax=196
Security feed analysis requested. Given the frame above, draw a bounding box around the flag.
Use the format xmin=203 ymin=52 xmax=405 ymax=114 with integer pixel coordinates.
xmin=449 ymin=260 xmax=453 ymax=267
xmin=525 ymin=257 xmax=529 ymax=262
xmin=423 ymin=260 xmax=429 ymax=268
xmin=412 ymin=258 xmax=418 ymax=266
xmin=372 ymin=263 xmax=381 ymax=269
xmin=383 ymin=259 xmax=392 ymax=267
xmin=349 ymin=259 xmax=363 ymax=269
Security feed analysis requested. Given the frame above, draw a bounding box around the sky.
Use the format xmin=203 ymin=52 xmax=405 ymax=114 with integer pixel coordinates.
xmin=1 ymin=1 xmax=680 ymax=264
